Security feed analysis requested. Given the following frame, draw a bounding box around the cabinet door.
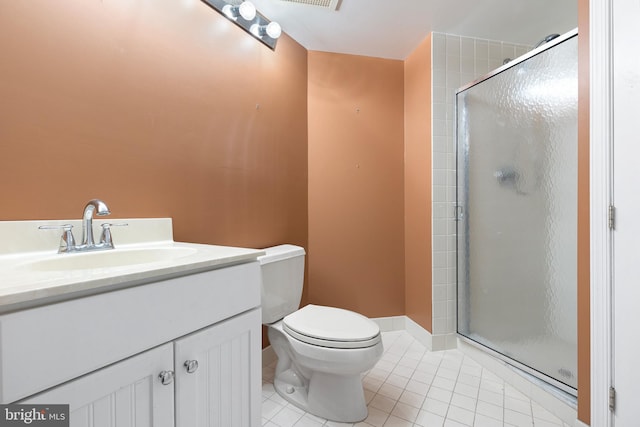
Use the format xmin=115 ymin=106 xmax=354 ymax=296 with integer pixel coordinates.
xmin=21 ymin=344 xmax=174 ymax=427
xmin=175 ymin=308 xmax=261 ymax=427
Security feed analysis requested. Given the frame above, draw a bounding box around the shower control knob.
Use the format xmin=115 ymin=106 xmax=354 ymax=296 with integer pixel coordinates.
xmin=286 ymin=386 xmax=295 ymax=394
xmin=158 ymin=370 xmax=175 ymax=385
xmin=184 ymin=359 xmax=199 ymax=374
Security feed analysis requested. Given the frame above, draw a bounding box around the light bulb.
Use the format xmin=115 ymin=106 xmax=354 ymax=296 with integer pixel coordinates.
xmin=250 ymin=21 xmax=282 ymax=39
xmin=265 ymin=21 xmax=281 ymax=39
xmin=238 ymin=1 xmax=256 ymax=20
xmin=221 ymin=4 xmax=234 ymax=18
xmin=222 ymin=1 xmax=256 ymax=21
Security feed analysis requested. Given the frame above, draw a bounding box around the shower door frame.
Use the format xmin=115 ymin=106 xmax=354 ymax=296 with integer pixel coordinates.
xmin=454 ymin=28 xmax=579 ymax=397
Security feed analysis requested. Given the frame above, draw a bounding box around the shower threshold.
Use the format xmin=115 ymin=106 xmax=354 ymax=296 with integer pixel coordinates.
xmin=457 ymin=333 xmax=578 ymax=401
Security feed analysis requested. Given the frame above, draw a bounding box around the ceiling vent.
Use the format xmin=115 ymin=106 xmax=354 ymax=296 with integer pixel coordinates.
xmin=279 ymin=0 xmax=341 ymax=10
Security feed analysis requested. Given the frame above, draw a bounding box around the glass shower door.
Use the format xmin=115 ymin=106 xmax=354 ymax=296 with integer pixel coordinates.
xmin=456 ymin=32 xmax=578 ymax=392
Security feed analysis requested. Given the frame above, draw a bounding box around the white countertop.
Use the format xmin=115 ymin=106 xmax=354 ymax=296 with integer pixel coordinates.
xmin=0 ymin=219 xmax=263 ymax=312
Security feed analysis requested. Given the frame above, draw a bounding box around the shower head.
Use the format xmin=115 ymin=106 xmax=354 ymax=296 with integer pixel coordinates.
xmin=534 ymin=34 xmax=560 ymax=49
xmin=502 ymin=34 xmax=561 ymax=68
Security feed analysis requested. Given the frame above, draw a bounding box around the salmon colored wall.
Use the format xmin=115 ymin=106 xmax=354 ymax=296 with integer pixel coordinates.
xmin=577 ymin=0 xmax=590 ymax=422
xmin=308 ymin=51 xmax=405 ymax=318
xmin=403 ymin=35 xmax=433 ymax=332
xmin=2 ymin=3 xmax=587 ymax=398
xmin=0 ymin=1 xmax=308 ymax=252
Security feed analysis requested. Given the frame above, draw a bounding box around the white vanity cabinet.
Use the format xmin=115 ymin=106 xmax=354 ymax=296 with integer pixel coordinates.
xmin=22 ymin=343 xmax=175 ymax=426
xmin=2 ymin=260 xmax=262 ymax=427
xmin=175 ymin=308 xmax=261 ymax=426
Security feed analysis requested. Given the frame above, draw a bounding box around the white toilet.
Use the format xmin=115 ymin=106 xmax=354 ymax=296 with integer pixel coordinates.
xmin=259 ymin=244 xmax=384 ymax=423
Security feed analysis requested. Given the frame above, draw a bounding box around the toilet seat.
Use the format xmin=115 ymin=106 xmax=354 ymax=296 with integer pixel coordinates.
xmin=283 ymin=304 xmax=381 ymax=349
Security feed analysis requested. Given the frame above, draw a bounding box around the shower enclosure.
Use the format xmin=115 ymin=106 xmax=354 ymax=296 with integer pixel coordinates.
xmin=456 ymin=30 xmax=578 ymax=393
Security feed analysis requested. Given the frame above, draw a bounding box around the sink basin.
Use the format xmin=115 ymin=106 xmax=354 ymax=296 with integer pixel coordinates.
xmin=20 ymin=247 xmax=198 ymax=272
xmin=0 ymin=218 xmax=264 ymax=315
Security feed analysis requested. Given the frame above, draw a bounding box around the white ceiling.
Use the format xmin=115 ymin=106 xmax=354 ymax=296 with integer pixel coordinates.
xmin=249 ymin=0 xmax=578 ymax=60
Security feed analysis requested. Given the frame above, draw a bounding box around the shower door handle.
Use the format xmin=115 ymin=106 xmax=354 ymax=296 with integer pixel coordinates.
xmin=454 ymin=205 xmax=464 ymax=221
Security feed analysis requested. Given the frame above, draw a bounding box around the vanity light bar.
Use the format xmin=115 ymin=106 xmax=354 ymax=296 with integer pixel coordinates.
xmin=201 ymin=0 xmax=282 ymax=50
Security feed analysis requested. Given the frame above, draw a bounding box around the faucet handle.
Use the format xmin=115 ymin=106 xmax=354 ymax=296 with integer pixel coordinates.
xmin=38 ymin=224 xmax=76 ymax=253
xmin=99 ymin=222 xmax=128 ymax=247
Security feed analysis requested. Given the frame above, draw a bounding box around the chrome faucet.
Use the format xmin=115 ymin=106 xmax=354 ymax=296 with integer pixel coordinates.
xmin=81 ymin=199 xmax=111 ymax=247
xmin=39 ymin=199 xmax=127 ymax=253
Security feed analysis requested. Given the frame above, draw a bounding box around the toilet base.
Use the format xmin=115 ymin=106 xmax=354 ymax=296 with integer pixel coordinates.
xmin=267 ymin=318 xmax=382 ymax=423
xmin=273 ymin=369 xmax=368 ymax=423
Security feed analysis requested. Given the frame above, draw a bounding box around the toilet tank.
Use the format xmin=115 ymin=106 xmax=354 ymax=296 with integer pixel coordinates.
xmin=258 ymin=244 xmax=306 ymax=324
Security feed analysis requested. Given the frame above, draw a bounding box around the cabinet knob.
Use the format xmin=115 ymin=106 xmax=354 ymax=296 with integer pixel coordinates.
xmin=184 ymin=359 xmax=199 ymax=374
xmin=159 ymin=370 xmax=175 ymax=385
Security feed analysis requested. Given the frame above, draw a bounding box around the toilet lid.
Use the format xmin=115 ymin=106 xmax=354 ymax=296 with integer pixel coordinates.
xmin=283 ymin=304 xmax=381 ymax=349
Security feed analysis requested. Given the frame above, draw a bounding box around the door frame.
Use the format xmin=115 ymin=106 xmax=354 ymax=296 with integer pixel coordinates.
xmin=589 ymin=0 xmax=613 ymax=426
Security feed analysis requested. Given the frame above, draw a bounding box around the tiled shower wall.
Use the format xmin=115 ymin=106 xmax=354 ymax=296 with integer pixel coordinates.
xmin=430 ymin=33 xmax=531 ymax=350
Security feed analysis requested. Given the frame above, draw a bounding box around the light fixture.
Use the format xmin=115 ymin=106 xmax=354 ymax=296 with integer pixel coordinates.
xmin=221 ymin=1 xmax=256 ymax=21
xmin=201 ymin=0 xmax=282 ymax=50
xmin=250 ymin=22 xmax=282 ymax=40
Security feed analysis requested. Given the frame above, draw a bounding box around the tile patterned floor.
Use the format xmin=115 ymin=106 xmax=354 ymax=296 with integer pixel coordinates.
xmin=261 ymin=331 xmax=572 ymax=427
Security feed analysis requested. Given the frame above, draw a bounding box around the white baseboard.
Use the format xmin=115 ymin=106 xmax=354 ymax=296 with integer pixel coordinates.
xmin=373 ymin=315 xmax=437 ymax=351
xmin=404 ymin=316 xmax=433 ymax=350
xmin=371 ymin=315 xmax=406 ymax=332
xmin=431 ymin=333 xmax=458 ymax=351
xmin=574 ymin=419 xmax=590 ymax=427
